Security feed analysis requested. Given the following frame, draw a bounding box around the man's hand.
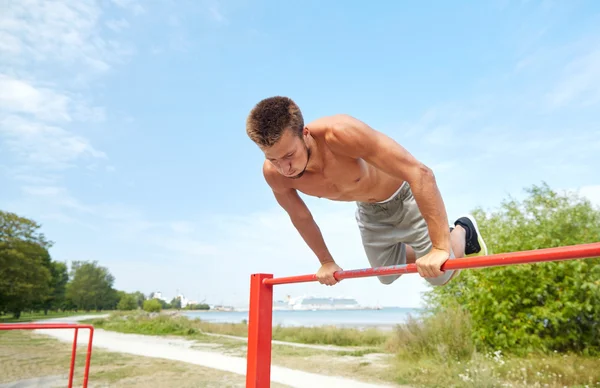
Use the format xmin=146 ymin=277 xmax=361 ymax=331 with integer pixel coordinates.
xmin=415 ymin=248 xmax=450 ymax=278
xmin=316 ymin=261 xmax=342 ymax=286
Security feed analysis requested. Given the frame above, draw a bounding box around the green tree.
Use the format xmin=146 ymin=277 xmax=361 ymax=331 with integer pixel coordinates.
xmin=170 ymin=297 xmax=182 ymax=310
xmin=42 ymin=261 xmax=69 ymax=313
xmin=427 ymin=183 xmax=600 ymax=355
xmin=132 ymin=291 xmax=146 ymax=308
xmin=117 ymin=293 xmax=138 ymax=310
xmin=66 ymin=261 xmax=117 ymax=311
xmin=0 ymin=211 xmax=53 ymax=318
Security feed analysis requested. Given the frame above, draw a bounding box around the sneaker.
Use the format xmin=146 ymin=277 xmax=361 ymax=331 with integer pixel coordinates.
xmin=454 ymin=214 xmax=488 ymax=257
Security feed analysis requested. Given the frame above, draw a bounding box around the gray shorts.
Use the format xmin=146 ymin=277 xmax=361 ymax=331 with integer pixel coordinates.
xmin=355 ymin=181 xmax=455 ymax=286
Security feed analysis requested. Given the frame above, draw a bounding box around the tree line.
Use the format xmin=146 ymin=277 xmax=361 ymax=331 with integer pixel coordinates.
xmin=0 ymin=210 xmax=208 ymax=319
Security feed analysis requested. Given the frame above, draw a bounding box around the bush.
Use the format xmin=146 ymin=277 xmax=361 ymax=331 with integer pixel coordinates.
xmin=426 ymin=183 xmax=600 ymax=355
xmin=117 ymin=294 xmax=137 ymax=311
xmin=143 ymin=299 xmax=162 ymax=313
xmin=385 ymin=303 xmax=474 ymax=361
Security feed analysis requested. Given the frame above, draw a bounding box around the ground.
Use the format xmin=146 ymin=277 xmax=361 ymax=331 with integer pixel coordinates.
xmin=0 ymin=330 xmax=267 ymax=388
xmin=0 ymin=315 xmax=404 ymax=388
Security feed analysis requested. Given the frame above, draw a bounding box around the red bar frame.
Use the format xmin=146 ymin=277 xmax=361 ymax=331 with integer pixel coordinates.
xmin=246 ymin=242 xmax=600 ymax=387
xmin=246 ymin=273 xmax=273 ymax=388
xmin=265 ymin=242 xmax=600 ymax=285
xmin=0 ymin=323 xmax=95 ymax=388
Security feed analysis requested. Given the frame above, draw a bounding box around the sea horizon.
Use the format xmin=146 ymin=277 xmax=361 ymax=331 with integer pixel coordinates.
xmin=183 ymin=306 xmax=422 ymax=330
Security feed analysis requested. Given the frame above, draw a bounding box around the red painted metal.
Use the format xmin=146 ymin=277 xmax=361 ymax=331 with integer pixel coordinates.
xmin=246 ymin=242 xmax=600 ymax=386
xmin=245 ymin=273 xmax=273 ymax=388
xmin=0 ymin=323 xmax=94 ymax=387
xmin=263 ymin=242 xmax=600 ymax=285
xmin=69 ymin=327 xmax=79 ymax=388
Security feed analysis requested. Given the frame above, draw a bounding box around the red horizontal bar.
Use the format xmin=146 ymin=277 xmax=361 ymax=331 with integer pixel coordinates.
xmin=0 ymin=323 xmax=94 ymax=330
xmin=0 ymin=322 xmax=95 ymax=388
xmin=264 ymin=242 xmax=600 ymax=285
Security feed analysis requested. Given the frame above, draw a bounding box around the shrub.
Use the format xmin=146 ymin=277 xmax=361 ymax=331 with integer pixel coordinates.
xmin=143 ymin=299 xmax=162 ymax=313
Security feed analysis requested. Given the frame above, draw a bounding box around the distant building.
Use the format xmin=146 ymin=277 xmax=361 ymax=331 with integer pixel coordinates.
xmin=150 ymin=291 xmax=168 ymax=302
xmin=273 ymin=295 xmax=363 ymax=310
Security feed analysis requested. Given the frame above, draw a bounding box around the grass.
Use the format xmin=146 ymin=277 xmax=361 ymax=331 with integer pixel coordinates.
xmin=0 ymin=309 xmax=109 ymax=323
xmin=84 ymin=310 xmax=388 ymax=347
xmin=385 ymin=306 xmax=600 ymax=388
xmin=83 ymin=309 xmax=600 ymax=387
xmin=0 ymin=329 xmax=288 ymax=388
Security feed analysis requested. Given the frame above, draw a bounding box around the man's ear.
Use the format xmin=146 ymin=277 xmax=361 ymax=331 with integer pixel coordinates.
xmin=303 ymin=126 xmax=310 ymax=138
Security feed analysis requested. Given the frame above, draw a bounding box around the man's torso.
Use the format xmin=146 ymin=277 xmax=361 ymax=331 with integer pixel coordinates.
xmin=266 ymin=125 xmax=405 ymax=203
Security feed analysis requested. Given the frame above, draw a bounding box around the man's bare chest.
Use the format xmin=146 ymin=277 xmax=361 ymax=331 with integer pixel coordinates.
xmin=294 ymin=158 xmax=371 ymax=200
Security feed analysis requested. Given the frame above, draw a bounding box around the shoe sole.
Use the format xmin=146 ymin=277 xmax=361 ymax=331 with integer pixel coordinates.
xmin=462 ymin=214 xmax=488 ymax=256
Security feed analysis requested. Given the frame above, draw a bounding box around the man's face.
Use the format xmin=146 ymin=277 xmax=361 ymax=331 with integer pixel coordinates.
xmin=263 ymin=129 xmax=310 ymax=179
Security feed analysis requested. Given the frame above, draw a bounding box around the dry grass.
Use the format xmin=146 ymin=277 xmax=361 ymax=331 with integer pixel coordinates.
xmin=0 ymin=330 xmax=289 ymax=388
xmin=82 ymin=310 xmax=600 ymax=387
xmin=384 ymin=306 xmax=600 ymax=387
xmin=85 ymin=311 xmax=388 ymax=347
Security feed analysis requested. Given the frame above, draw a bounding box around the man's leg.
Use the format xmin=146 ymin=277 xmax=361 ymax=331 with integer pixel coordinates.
xmin=405 ymin=225 xmax=467 ymax=264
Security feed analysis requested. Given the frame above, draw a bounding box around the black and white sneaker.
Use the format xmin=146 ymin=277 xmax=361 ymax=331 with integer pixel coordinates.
xmin=454 ymin=214 xmax=488 ymax=257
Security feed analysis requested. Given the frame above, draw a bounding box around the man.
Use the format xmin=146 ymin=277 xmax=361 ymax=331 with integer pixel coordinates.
xmin=245 ymin=96 xmax=488 ymax=286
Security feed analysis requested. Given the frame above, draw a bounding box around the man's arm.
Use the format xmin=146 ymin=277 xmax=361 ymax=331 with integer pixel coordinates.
xmin=263 ymin=166 xmax=335 ymax=265
xmin=321 ymin=114 xmax=451 ymax=254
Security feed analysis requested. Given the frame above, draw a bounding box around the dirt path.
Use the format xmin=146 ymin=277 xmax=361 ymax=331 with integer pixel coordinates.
xmin=35 ymin=315 xmax=402 ymax=388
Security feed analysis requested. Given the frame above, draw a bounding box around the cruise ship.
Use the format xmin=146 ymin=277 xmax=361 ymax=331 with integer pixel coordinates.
xmin=273 ymin=295 xmax=363 ymax=311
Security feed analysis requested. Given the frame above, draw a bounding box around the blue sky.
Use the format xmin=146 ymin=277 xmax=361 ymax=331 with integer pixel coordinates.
xmin=1 ymin=0 xmax=599 ymax=308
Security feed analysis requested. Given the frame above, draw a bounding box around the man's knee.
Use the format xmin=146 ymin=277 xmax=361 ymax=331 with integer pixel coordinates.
xmin=425 ymin=270 xmax=456 ymax=286
xmin=377 ymin=274 xmax=400 ymax=285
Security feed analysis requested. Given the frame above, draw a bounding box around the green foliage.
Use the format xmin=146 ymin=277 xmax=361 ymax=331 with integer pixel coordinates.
xmin=131 ymin=291 xmax=146 ymax=309
xmin=48 ymin=261 xmax=69 ymax=310
xmin=0 ymin=208 xmax=149 ymax=319
xmin=143 ymin=299 xmax=162 ymax=313
xmin=385 ymin=302 xmax=474 ymax=361
xmin=170 ymin=297 xmax=181 ymax=310
xmin=427 ymin=183 xmax=600 ymax=355
xmin=185 ymin=303 xmax=210 ymax=310
xmin=66 ymin=261 xmax=118 ymax=311
xmin=0 ymin=211 xmax=54 ymax=318
xmin=271 ymin=325 xmax=387 ymax=347
xmin=90 ymin=313 xmax=198 ymax=336
xmin=117 ymin=294 xmax=138 ymax=311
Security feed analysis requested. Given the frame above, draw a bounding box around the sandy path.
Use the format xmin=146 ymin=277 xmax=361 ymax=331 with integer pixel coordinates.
xmin=34 ymin=315 xmax=399 ymax=388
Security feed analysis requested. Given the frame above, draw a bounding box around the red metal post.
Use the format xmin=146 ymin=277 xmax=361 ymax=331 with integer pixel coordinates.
xmin=0 ymin=323 xmax=94 ymax=388
xmin=69 ymin=327 xmax=79 ymax=388
xmin=246 ymin=273 xmax=273 ymax=388
xmin=264 ymin=242 xmax=600 ymax=285
xmin=83 ymin=326 xmax=94 ymax=387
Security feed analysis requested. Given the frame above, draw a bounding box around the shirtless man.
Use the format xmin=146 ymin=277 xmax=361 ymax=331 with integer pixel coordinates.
xmin=245 ymin=96 xmax=488 ymax=286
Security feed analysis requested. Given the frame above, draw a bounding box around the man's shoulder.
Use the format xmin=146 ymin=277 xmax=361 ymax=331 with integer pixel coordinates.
xmin=262 ymin=161 xmax=291 ymax=192
xmin=307 ymin=114 xmax=360 ymax=146
xmin=307 ymin=114 xmax=355 ymax=132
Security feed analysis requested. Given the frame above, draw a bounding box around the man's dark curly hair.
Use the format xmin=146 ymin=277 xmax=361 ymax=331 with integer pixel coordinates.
xmin=246 ymin=96 xmax=304 ymax=147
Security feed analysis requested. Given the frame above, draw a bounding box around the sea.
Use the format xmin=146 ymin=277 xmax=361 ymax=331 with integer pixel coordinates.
xmin=183 ymin=307 xmax=421 ymax=331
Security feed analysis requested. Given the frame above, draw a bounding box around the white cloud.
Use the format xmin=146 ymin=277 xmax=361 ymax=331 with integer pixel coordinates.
xmin=0 ymin=115 xmax=106 ymax=170
xmin=0 ymin=1 xmax=134 ymax=174
xmin=199 ymin=201 xmax=431 ymax=308
xmin=0 ymin=0 xmax=132 ymax=73
xmin=111 ymin=0 xmax=145 ymax=16
xmin=547 ymin=49 xmax=600 ymax=108
xmin=578 ymin=185 xmax=600 ymax=208
xmin=0 ymin=74 xmax=71 ymax=122
xmin=20 ymin=185 xmax=93 ymax=214
xmin=106 ymin=18 xmax=130 ymax=32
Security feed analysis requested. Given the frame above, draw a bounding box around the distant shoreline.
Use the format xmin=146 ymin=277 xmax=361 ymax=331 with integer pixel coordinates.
xmin=184 ymin=306 xmax=422 ymax=313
